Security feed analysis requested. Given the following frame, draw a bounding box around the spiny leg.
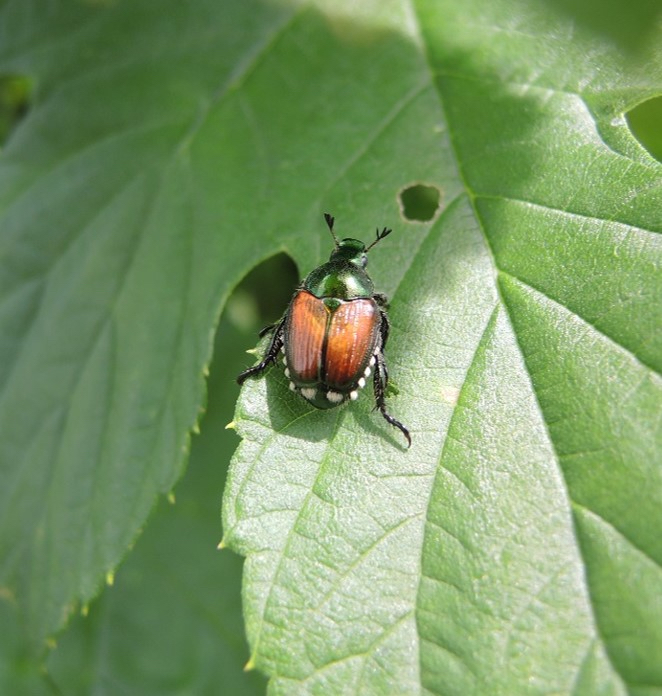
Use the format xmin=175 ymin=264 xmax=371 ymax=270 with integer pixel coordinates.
xmin=373 ymin=292 xmax=389 ymax=309
xmin=377 ymin=309 xmax=391 ymax=389
xmin=373 ymin=350 xmax=411 ymax=448
xmin=237 ymin=319 xmax=285 ymax=385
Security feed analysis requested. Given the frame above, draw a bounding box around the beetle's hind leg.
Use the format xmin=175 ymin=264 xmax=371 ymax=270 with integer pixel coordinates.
xmin=237 ymin=319 xmax=285 ymax=385
xmin=372 ymin=351 xmax=411 ymax=448
xmin=376 ymin=309 xmax=391 ymax=389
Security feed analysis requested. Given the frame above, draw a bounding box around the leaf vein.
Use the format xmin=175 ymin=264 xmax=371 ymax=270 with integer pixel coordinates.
xmin=499 ymin=272 xmax=662 ymax=378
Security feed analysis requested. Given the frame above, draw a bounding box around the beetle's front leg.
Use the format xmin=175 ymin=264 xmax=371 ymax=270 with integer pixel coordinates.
xmin=237 ymin=318 xmax=286 ymax=385
xmin=372 ymin=349 xmax=411 ymax=448
xmin=373 ymin=293 xmax=389 ymax=308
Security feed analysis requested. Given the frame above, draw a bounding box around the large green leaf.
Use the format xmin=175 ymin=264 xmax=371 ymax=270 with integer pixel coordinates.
xmin=0 ymin=0 xmax=302 ymax=645
xmin=42 ymin=319 xmax=265 ymax=695
xmin=0 ymin=0 xmax=660 ymax=693
xmin=222 ymin=1 xmax=662 ymax=695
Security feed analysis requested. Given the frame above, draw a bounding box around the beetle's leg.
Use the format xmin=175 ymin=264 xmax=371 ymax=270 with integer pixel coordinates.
xmin=237 ymin=319 xmax=285 ymax=385
xmin=377 ymin=310 xmax=391 ymax=387
xmin=373 ymin=293 xmax=389 ymax=308
xmin=372 ymin=349 xmax=411 ymax=448
xmin=378 ymin=308 xmax=390 ymax=346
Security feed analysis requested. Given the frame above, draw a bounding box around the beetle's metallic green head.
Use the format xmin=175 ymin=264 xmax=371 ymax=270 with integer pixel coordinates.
xmin=323 ymin=213 xmax=392 ymax=269
xmin=330 ymin=238 xmax=368 ymax=268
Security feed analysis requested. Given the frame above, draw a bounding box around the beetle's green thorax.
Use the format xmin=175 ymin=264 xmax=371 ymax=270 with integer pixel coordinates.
xmin=304 ymin=254 xmax=374 ymax=301
xmin=304 ymin=237 xmax=374 ymax=299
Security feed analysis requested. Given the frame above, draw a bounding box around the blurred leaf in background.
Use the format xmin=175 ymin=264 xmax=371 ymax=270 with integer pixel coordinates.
xmin=44 ymin=313 xmax=269 ymax=695
xmin=0 ymin=75 xmax=30 ymax=146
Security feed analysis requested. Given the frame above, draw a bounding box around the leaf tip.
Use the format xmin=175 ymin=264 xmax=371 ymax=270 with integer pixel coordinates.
xmin=225 ymin=421 xmax=237 ymax=431
xmin=216 ymin=538 xmax=227 ymax=550
xmin=105 ymin=571 xmax=115 ymax=587
xmin=167 ymin=491 xmax=176 ymax=505
xmin=244 ymin=657 xmax=256 ymax=672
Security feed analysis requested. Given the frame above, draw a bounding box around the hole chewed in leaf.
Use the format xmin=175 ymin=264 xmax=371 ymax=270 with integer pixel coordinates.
xmin=626 ymin=96 xmax=662 ymax=163
xmin=398 ymin=182 xmax=442 ymax=222
xmin=0 ymin=75 xmax=32 ymax=146
xmin=226 ymin=253 xmax=299 ymax=334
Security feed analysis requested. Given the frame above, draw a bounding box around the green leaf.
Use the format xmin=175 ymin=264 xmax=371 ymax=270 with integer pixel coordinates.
xmin=43 ymin=320 xmax=265 ymax=695
xmin=0 ymin=0 xmax=660 ymax=693
xmin=0 ymin=0 xmax=302 ymax=645
xmin=221 ymin=0 xmax=662 ymax=694
xmin=0 ymin=602 xmax=53 ymax=696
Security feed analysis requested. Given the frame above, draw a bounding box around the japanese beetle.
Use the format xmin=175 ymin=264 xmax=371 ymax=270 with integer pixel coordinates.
xmin=237 ymin=213 xmax=410 ymax=448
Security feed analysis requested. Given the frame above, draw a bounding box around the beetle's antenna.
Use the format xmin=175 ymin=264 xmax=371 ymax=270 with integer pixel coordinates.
xmin=365 ymin=226 xmax=392 ymax=253
xmin=323 ymin=213 xmax=340 ymax=248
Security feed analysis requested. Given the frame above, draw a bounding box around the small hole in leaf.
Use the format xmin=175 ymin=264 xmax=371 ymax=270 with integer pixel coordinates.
xmin=398 ymin=183 xmax=442 ymax=222
xmin=626 ymin=96 xmax=662 ymax=163
xmin=0 ymin=75 xmax=32 ymax=146
xmin=227 ymin=253 xmax=298 ymax=334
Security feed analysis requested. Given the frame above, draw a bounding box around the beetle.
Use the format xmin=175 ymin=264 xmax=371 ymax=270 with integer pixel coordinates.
xmin=237 ymin=213 xmax=410 ymax=448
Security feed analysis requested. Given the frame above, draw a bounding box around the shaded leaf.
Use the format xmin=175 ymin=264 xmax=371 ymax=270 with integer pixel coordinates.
xmin=44 ymin=320 xmax=265 ymax=695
